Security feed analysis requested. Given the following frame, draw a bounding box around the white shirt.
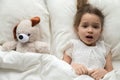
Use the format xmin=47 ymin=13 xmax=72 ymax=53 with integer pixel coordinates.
xmin=64 ymin=39 xmax=110 ymax=69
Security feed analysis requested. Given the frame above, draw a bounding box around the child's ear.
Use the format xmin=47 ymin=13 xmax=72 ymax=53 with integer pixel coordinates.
xmin=13 ymin=25 xmax=18 ymax=40
xmin=31 ymin=16 xmax=40 ymax=26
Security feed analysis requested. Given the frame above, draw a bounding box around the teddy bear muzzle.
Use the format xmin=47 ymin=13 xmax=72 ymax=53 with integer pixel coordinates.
xmin=17 ymin=33 xmax=29 ymax=43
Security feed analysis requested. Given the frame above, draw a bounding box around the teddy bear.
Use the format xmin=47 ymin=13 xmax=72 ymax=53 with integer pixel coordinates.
xmin=2 ymin=16 xmax=50 ymax=54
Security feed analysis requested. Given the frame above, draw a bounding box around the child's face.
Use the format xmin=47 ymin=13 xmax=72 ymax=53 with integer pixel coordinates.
xmin=77 ymin=13 xmax=102 ymax=46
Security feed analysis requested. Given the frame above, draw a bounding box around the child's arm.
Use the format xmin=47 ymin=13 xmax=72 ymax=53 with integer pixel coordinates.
xmin=104 ymin=52 xmax=113 ymax=71
xmin=63 ymin=52 xmax=88 ymax=75
xmin=89 ymin=52 xmax=113 ymax=80
xmin=63 ymin=52 xmax=72 ymax=64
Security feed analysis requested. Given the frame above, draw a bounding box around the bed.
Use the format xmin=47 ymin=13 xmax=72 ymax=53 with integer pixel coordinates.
xmin=0 ymin=0 xmax=120 ymax=80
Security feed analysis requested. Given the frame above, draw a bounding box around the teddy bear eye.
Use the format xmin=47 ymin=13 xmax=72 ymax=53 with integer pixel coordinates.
xmin=28 ymin=34 xmax=30 ymax=36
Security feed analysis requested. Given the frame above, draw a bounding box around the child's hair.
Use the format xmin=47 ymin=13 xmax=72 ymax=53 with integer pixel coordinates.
xmin=77 ymin=0 xmax=88 ymax=10
xmin=74 ymin=3 xmax=104 ymax=31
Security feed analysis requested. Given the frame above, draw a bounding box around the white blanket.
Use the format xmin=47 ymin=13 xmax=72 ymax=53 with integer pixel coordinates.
xmin=0 ymin=48 xmax=77 ymax=80
xmin=102 ymin=69 xmax=120 ymax=80
xmin=0 ymin=46 xmax=120 ymax=80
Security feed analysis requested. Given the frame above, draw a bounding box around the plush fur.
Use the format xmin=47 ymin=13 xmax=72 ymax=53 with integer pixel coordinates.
xmin=2 ymin=17 xmax=50 ymax=53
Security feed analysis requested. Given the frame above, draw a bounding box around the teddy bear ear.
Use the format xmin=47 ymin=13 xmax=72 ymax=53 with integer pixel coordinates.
xmin=13 ymin=25 xmax=18 ymax=41
xmin=31 ymin=16 xmax=40 ymax=26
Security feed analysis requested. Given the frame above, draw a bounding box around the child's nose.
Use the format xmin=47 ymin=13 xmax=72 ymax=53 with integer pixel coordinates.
xmin=87 ymin=27 xmax=93 ymax=33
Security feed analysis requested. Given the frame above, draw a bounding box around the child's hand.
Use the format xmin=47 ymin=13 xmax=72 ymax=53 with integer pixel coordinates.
xmin=88 ymin=68 xmax=108 ymax=80
xmin=71 ymin=62 xmax=88 ymax=75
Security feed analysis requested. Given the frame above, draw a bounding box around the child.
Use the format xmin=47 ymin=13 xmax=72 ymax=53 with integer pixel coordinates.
xmin=63 ymin=3 xmax=113 ymax=80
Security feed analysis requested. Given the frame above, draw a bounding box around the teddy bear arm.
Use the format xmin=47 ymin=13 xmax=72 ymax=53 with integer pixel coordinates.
xmin=2 ymin=41 xmax=17 ymax=51
xmin=35 ymin=41 xmax=50 ymax=53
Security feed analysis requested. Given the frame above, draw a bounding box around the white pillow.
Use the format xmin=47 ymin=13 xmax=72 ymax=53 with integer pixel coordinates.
xmin=88 ymin=0 xmax=120 ymax=69
xmin=0 ymin=0 xmax=50 ymax=45
xmin=45 ymin=0 xmax=77 ymax=59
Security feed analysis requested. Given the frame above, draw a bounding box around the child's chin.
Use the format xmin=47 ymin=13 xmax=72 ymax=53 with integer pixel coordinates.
xmin=85 ymin=42 xmax=95 ymax=46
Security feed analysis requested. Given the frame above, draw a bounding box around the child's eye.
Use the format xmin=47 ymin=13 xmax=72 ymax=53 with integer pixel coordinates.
xmin=81 ymin=22 xmax=89 ymax=28
xmin=93 ymin=25 xmax=99 ymax=29
xmin=82 ymin=25 xmax=88 ymax=28
xmin=92 ymin=23 xmax=101 ymax=29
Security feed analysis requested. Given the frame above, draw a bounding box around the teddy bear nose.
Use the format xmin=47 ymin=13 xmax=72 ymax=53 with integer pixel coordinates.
xmin=19 ymin=35 xmax=23 ymax=39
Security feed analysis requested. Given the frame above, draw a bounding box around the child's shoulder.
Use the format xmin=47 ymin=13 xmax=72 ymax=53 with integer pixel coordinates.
xmin=68 ymin=39 xmax=80 ymax=44
xmin=98 ymin=40 xmax=111 ymax=48
xmin=98 ymin=40 xmax=111 ymax=54
xmin=69 ymin=38 xmax=79 ymax=42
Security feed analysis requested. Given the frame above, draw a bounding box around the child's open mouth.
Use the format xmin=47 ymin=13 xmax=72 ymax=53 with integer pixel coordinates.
xmin=86 ymin=35 xmax=93 ymax=39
